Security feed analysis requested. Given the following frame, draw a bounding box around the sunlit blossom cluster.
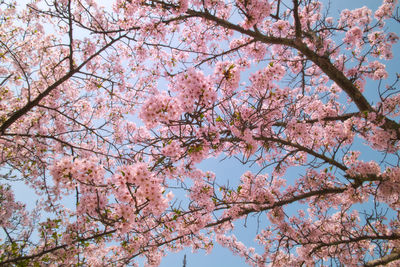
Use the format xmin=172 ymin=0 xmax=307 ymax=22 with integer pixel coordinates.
xmin=171 ymin=68 xmax=217 ymax=112
xmin=140 ymin=92 xmax=182 ymax=128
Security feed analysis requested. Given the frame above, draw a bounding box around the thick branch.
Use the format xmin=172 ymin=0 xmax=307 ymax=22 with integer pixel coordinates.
xmin=365 ymin=249 xmax=400 ymax=267
xmin=0 ymin=35 xmax=125 ymax=135
xmin=186 ymin=8 xmax=372 ymax=113
xmin=294 ymin=40 xmax=400 ymax=138
xmin=272 ymin=112 xmax=360 ymax=127
xmin=292 ymin=0 xmax=302 ymax=38
xmin=206 ymin=186 xmax=346 ymax=228
xmin=258 ymin=136 xmax=347 ymax=170
xmin=68 ymin=0 xmax=74 ymax=71
xmin=181 ymin=8 xmax=400 ymax=137
xmin=0 ymin=229 xmax=116 ymax=265
xmin=311 ymin=234 xmax=400 ymax=254
xmin=293 ymin=41 xmax=371 ymax=112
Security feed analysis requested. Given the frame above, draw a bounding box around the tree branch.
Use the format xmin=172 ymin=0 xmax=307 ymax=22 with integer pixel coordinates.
xmin=365 ymin=249 xmax=400 ymax=267
xmin=0 ymin=34 xmax=126 ymax=135
xmin=181 ymin=7 xmax=400 ymax=137
xmin=0 ymin=229 xmax=116 ymax=265
xmin=292 ymin=0 xmax=302 ymax=38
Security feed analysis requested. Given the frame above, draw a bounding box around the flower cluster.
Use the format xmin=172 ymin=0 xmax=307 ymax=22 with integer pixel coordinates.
xmin=248 ymin=62 xmax=285 ymax=97
xmin=270 ymin=20 xmax=292 ymax=37
xmin=238 ymin=171 xmax=277 ymax=204
xmin=365 ymin=60 xmax=388 ymax=80
xmin=345 ymin=160 xmax=381 ymax=178
xmin=50 ymin=156 xmax=105 ymax=190
xmin=110 ymin=163 xmax=168 ymax=217
xmin=50 ymin=157 xmax=108 ymax=216
xmin=236 ymin=0 xmax=271 ymax=29
xmin=0 ymin=184 xmax=26 ymax=228
xmin=214 ymin=61 xmax=241 ymax=95
xmin=368 ymin=31 xmax=398 ymax=60
xmin=378 ymin=167 xmax=400 ymax=208
xmin=171 ymin=68 xmax=217 ymax=112
xmin=375 ymin=0 xmax=398 ymax=20
xmin=343 ymin=26 xmax=363 ymax=49
xmin=139 ymin=92 xmax=182 ymax=129
xmin=161 ymin=140 xmax=184 ymax=160
xmin=339 ymin=7 xmax=372 ymax=28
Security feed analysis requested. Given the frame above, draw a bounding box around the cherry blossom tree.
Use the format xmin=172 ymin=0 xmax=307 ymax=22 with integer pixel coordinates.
xmin=0 ymin=0 xmax=399 ymax=265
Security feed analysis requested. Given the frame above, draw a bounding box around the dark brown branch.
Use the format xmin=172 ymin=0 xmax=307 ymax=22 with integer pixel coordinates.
xmin=186 ymin=8 xmax=372 ymax=114
xmin=68 ymin=0 xmax=74 ymax=71
xmin=292 ymin=0 xmax=302 ymax=38
xmin=2 ymin=227 xmax=14 ymax=243
xmin=244 ymin=135 xmax=347 ymax=171
xmin=181 ymin=7 xmax=400 ymax=137
xmin=311 ymin=234 xmax=400 ymax=254
xmin=365 ymin=249 xmax=400 ymax=267
xmin=272 ymin=112 xmax=360 ymax=127
xmin=0 ymin=229 xmax=116 ymax=265
xmin=206 ymin=186 xmax=347 ymax=228
xmin=0 ymin=34 xmax=126 ymax=135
